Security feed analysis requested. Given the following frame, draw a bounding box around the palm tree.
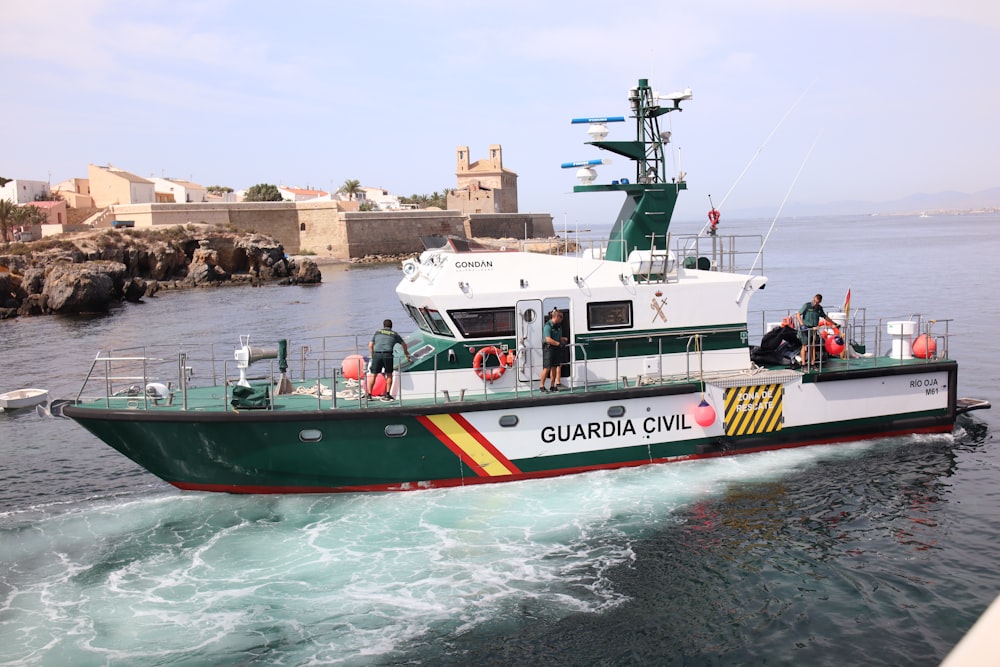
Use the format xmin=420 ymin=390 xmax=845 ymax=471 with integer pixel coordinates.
xmin=0 ymin=199 xmax=14 ymax=245
xmin=339 ymin=179 xmax=362 ymax=201
xmin=13 ymin=203 xmax=47 ymax=227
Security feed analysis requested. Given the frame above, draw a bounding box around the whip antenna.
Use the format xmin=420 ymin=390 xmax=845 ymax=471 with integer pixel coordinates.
xmin=737 ymin=131 xmax=824 ymax=302
xmin=699 ymin=81 xmax=815 ymax=236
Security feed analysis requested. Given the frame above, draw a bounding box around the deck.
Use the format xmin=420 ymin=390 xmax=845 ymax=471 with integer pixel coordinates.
xmin=68 ymin=351 xmax=955 ymax=416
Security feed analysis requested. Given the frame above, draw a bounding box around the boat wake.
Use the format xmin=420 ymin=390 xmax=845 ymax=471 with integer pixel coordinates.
xmin=0 ymin=433 xmax=965 ymax=665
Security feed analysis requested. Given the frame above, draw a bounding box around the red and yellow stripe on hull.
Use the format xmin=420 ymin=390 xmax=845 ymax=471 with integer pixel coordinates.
xmin=417 ymin=413 xmax=521 ymax=478
xmin=167 ymin=421 xmax=954 ymax=494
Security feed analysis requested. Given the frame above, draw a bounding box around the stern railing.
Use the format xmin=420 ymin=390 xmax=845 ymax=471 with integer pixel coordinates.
xmin=750 ymin=308 xmax=953 ymax=371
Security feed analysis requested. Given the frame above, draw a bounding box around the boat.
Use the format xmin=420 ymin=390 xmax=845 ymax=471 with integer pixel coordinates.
xmin=57 ymin=78 xmax=990 ymax=493
xmin=1 ymin=387 xmax=49 ymax=411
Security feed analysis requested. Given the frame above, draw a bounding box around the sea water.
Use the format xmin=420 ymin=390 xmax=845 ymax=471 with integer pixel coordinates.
xmin=1 ymin=214 xmax=997 ymax=665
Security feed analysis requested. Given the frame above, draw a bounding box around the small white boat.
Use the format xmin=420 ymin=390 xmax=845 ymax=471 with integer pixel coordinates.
xmin=0 ymin=388 xmax=49 ymax=411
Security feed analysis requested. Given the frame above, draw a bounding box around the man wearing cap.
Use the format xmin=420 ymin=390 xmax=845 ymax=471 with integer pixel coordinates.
xmin=539 ymin=309 xmax=568 ymax=392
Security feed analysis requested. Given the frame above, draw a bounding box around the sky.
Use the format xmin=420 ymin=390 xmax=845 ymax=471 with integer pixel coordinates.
xmin=3 ymin=0 xmax=999 ymax=226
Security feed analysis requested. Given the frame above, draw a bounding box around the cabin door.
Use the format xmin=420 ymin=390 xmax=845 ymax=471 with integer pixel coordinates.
xmin=517 ymin=298 xmax=572 ymax=383
xmin=516 ymin=300 xmax=543 ymax=383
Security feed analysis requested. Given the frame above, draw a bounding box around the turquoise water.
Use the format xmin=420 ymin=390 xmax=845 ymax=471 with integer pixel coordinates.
xmin=1 ymin=214 xmax=997 ymax=665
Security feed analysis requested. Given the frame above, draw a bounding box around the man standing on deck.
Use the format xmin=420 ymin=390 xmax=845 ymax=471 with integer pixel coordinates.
xmin=539 ymin=309 xmax=568 ymax=392
xmin=367 ymin=319 xmax=411 ymax=401
xmin=796 ymin=294 xmax=827 ymax=368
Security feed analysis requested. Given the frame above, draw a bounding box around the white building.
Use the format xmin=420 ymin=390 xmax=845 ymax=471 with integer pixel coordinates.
xmin=279 ymin=186 xmax=328 ymax=202
xmin=0 ymin=179 xmax=50 ymax=204
xmin=358 ymin=186 xmax=402 ymax=210
xmin=150 ymin=177 xmax=208 ymax=203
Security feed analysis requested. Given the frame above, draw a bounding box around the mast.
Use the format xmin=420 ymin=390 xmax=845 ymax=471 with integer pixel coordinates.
xmin=571 ymin=78 xmax=691 ymax=261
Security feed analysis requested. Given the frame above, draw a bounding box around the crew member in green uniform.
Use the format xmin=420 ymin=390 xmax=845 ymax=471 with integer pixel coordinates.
xmin=367 ymin=319 xmax=411 ymax=401
xmin=796 ymin=293 xmax=827 ymax=368
xmin=539 ymin=309 xmax=568 ymax=392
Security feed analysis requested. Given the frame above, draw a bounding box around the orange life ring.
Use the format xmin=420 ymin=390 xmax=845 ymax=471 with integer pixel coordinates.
xmin=817 ymin=317 xmax=842 ymax=340
xmin=473 ymin=346 xmax=509 ymax=381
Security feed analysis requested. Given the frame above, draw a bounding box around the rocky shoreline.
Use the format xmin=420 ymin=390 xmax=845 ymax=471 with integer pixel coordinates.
xmin=0 ymin=226 xmax=322 ymax=319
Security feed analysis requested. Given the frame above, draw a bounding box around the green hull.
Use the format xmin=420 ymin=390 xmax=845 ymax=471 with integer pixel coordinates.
xmin=64 ymin=362 xmax=959 ymax=493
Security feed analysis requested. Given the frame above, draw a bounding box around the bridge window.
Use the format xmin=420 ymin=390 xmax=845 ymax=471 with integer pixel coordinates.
xmin=406 ymin=304 xmax=433 ymax=333
xmin=588 ymin=301 xmax=633 ymax=331
xmin=449 ymin=307 xmax=516 ymax=338
xmin=423 ymin=308 xmax=454 ymax=337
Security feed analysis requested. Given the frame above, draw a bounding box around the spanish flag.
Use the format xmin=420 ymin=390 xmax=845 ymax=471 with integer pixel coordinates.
xmin=843 ymin=288 xmax=851 ymax=316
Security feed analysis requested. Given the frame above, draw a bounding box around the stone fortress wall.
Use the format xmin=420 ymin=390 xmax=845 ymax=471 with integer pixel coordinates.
xmin=110 ymin=202 xmax=555 ymax=260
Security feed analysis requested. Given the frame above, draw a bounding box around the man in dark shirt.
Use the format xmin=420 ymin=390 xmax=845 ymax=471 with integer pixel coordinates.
xmin=796 ymin=294 xmax=827 ymax=368
xmin=366 ymin=319 xmax=411 ymax=400
xmin=539 ymin=309 xmax=568 ymax=392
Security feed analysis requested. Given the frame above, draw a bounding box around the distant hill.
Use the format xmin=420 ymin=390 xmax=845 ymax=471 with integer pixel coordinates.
xmin=731 ymin=187 xmax=1000 ymax=218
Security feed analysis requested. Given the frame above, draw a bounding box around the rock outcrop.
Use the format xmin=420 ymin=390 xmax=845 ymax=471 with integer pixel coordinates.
xmin=42 ymin=261 xmax=127 ymax=313
xmin=123 ymin=277 xmax=147 ymax=303
xmin=0 ymin=270 xmax=22 ymax=318
xmin=21 ymin=268 xmax=45 ymax=296
xmin=0 ymin=271 xmax=20 ymax=308
xmin=235 ymin=233 xmax=293 ymax=280
xmin=0 ymin=227 xmax=322 ymax=318
xmin=144 ymin=240 xmax=188 ymax=280
xmin=186 ymin=241 xmax=229 ymax=286
xmin=295 ymin=258 xmax=322 ymax=284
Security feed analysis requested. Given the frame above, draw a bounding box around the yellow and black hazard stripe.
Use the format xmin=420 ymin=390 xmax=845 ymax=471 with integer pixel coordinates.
xmin=724 ymin=384 xmax=783 ymax=436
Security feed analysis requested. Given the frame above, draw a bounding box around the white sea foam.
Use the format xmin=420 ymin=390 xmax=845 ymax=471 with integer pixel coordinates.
xmin=2 ymin=437 xmax=947 ymax=664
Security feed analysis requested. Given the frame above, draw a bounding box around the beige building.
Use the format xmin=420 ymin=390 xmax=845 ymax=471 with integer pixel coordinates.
xmin=12 ymin=201 xmax=84 ymax=241
xmin=88 ymin=164 xmax=155 ymax=208
xmin=53 ymin=178 xmax=95 ymax=208
xmin=447 ymin=144 xmax=518 ymax=214
xmin=26 ymin=200 xmax=68 ymax=226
